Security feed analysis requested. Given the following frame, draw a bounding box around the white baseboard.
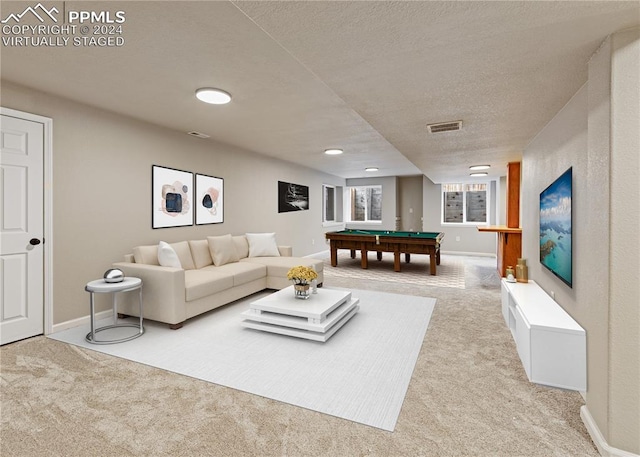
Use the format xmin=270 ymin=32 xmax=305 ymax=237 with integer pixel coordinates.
xmin=305 ymin=249 xmax=330 ymax=258
xmin=51 ymin=310 xmax=112 ymax=334
xmin=581 ymin=406 xmax=639 ymax=457
xmin=441 ymin=250 xmax=496 ymax=258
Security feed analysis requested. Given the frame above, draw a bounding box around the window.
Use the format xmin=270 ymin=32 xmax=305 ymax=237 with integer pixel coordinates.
xmin=442 ymin=183 xmax=488 ymax=224
xmin=348 ymin=185 xmax=382 ymax=222
xmin=323 ymin=185 xmax=336 ymax=223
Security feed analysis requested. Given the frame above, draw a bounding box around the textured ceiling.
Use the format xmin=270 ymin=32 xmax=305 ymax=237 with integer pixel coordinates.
xmin=1 ymin=1 xmax=638 ymax=182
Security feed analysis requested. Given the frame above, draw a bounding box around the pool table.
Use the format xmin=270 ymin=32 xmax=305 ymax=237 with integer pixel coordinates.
xmin=325 ymin=229 xmax=444 ymax=275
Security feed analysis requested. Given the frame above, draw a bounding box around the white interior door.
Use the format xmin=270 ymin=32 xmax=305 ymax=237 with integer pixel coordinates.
xmin=1 ymin=114 xmax=44 ymax=345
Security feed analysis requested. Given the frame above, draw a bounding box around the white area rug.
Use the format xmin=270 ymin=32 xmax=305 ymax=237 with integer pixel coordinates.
xmin=49 ymin=288 xmax=435 ymax=431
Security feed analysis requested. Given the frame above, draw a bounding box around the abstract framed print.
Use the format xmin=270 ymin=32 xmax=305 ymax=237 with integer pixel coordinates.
xmin=195 ymin=173 xmax=224 ymax=225
xmin=152 ymin=165 xmax=194 ymax=228
xmin=278 ymin=181 xmax=309 ymax=213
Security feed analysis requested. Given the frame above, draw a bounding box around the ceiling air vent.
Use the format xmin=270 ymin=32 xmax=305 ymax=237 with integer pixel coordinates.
xmin=187 ymin=131 xmax=210 ymax=139
xmin=427 ymin=120 xmax=462 ymax=134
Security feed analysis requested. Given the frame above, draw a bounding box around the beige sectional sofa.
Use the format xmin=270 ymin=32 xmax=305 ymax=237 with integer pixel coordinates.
xmin=113 ymin=233 xmax=324 ymax=329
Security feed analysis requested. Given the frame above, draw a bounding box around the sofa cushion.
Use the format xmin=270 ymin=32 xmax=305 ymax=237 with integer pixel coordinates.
xmin=208 ymin=235 xmax=240 ymax=266
xmin=133 ymin=245 xmax=160 ymax=265
xmin=246 ymin=232 xmax=280 ymax=257
xmin=170 ymin=241 xmax=196 ymax=270
xmin=201 ymin=262 xmax=266 ymax=287
xmin=184 ymin=269 xmax=234 ymax=302
xmin=233 ymin=235 xmax=249 ymax=259
xmin=189 ymin=239 xmax=213 ymax=269
xmin=241 ymin=256 xmax=323 ymax=279
xmin=158 ymin=241 xmax=182 ymax=268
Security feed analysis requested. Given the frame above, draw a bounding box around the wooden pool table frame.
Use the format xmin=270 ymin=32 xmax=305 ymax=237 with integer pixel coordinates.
xmin=325 ymin=231 xmax=444 ymax=275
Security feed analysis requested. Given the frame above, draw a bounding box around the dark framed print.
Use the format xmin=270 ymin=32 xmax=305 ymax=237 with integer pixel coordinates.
xmin=152 ymin=165 xmax=194 ymax=228
xmin=195 ymin=173 xmax=224 ymax=225
xmin=278 ymin=181 xmax=309 ymax=213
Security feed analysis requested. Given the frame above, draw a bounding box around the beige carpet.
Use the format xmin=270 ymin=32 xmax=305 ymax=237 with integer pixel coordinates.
xmin=321 ymin=252 xmax=466 ymax=289
xmin=0 ymin=255 xmax=597 ymax=457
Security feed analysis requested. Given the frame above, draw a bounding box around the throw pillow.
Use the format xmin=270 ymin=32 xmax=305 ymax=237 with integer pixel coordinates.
xmin=157 ymin=241 xmax=182 ymax=268
xmin=232 ymin=235 xmax=249 ymax=259
xmin=133 ymin=245 xmax=160 ymax=265
xmin=208 ymin=234 xmax=240 ymax=266
xmin=246 ymin=232 xmax=280 ymax=257
xmin=189 ymin=239 xmax=213 ymax=269
xmin=170 ymin=241 xmax=196 ymax=270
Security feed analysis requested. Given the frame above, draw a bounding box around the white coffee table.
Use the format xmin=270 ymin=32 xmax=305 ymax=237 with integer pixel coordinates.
xmin=240 ymin=287 xmax=359 ymax=342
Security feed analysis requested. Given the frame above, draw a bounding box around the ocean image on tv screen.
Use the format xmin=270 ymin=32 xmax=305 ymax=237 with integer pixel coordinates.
xmin=540 ymin=168 xmax=572 ymax=287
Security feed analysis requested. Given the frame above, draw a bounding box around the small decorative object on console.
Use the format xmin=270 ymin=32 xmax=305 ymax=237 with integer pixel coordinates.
xmin=287 ymin=265 xmax=318 ymax=300
xmin=103 ymin=268 xmax=125 ymax=283
xmin=505 ymin=266 xmax=516 ymax=282
xmin=516 ymin=258 xmax=528 ymax=283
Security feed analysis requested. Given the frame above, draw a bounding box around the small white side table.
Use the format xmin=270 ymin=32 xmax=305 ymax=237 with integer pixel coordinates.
xmin=85 ymin=277 xmax=144 ymax=344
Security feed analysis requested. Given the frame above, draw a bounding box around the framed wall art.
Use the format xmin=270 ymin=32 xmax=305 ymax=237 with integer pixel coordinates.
xmin=152 ymin=165 xmax=194 ymax=228
xmin=540 ymin=167 xmax=572 ymax=287
xmin=195 ymin=173 xmax=224 ymax=225
xmin=278 ymin=181 xmax=309 ymax=213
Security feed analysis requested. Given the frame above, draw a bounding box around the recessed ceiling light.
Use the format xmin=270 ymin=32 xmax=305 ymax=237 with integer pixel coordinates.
xmin=469 ymin=165 xmax=491 ymax=171
xmin=365 ymin=167 xmax=379 ymax=172
xmin=325 ymin=148 xmax=343 ymax=155
xmin=470 ymin=172 xmax=488 ymax=177
xmin=195 ymin=88 xmax=232 ymax=105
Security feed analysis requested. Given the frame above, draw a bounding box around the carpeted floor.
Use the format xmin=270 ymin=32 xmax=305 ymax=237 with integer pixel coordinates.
xmin=0 ymin=255 xmax=598 ymax=457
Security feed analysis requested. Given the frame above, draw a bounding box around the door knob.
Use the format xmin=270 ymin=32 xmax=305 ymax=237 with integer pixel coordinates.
xmin=29 ymin=238 xmax=41 ymax=246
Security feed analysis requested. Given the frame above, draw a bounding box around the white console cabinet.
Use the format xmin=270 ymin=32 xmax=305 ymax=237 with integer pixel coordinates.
xmin=501 ymin=279 xmax=586 ymax=391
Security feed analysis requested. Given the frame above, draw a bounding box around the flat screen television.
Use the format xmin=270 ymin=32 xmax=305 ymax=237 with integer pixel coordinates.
xmin=539 ymin=167 xmax=572 ymax=288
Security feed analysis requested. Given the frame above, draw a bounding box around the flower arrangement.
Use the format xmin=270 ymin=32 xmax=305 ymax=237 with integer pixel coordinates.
xmin=286 ymin=265 xmax=318 ymax=285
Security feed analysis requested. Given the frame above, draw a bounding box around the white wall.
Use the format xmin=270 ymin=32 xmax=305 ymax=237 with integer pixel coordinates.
xmin=522 ymin=28 xmax=639 ymax=455
xmin=608 ymin=27 xmax=639 ymax=453
xmin=422 ymin=176 xmax=496 ymax=255
xmin=2 ymin=81 xmax=345 ymax=325
xmin=398 ymin=175 xmax=423 ymax=232
xmin=498 ymin=176 xmax=507 ymax=226
xmin=344 ymin=176 xmax=397 ymax=231
xmin=344 ymin=174 xmax=497 ymax=255
xmin=521 ymin=85 xmax=586 ymax=314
